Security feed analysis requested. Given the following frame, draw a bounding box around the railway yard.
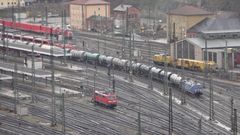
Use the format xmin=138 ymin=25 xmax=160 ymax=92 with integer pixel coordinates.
xmin=0 ymin=12 xmax=240 ymax=135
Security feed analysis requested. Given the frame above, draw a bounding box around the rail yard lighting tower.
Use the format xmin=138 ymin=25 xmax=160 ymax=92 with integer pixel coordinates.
xmin=50 ymin=28 xmax=57 ymax=126
xmin=203 ymin=35 xmax=208 ymax=88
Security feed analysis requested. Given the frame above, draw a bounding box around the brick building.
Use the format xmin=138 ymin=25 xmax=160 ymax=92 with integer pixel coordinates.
xmin=113 ymin=4 xmax=140 ymax=33
xmin=70 ymin=0 xmax=110 ymax=30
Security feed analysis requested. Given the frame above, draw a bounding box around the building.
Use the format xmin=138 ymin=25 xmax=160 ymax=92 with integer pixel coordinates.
xmin=170 ymin=11 xmax=240 ymax=69
xmin=168 ymin=5 xmax=213 ymax=40
xmin=86 ymin=15 xmax=112 ymax=32
xmin=70 ymin=0 xmax=110 ymax=30
xmin=112 ymin=4 xmax=140 ymax=34
xmin=0 ymin=0 xmax=25 ymax=9
xmin=170 ymin=12 xmax=240 ymax=70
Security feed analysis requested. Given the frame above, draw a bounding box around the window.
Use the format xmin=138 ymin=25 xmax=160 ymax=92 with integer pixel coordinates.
xmin=8 ymin=2 xmax=10 ymax=5
xmin=1 ymin=2 xmax=3 ymax=5
xmin=208 ymin=52 xmax=212 ymax=61
xmin=213 ymin=52 xmax=217 ymax=63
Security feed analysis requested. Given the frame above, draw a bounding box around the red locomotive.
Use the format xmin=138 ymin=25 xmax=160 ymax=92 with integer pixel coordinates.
xmin=92 ymin=88 xmax=117 ymax=108
xmin=0 ymin=19 xmax=73 ymax=39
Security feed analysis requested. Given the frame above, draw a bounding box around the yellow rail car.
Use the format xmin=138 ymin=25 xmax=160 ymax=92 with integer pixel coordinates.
xmin=153 ymin=54 xmax=218 ymax=72
xmin=153 ymin=54 xmax=173 ymax=66
xmin=176 ymin=59 xmax=217 ymax=71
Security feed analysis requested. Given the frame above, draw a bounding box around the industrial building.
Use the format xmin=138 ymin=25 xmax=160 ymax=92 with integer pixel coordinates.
xmin=168 ymin=5 xmax=213 ymax=40
xmin=69 ymin=0 xmax=110 ymax=30
xmin=171 ymin=30 xmax=240 ymax=70
xmin=113 ymin=4 xmax=140 ymax=34
xmin=170 ymin=11 xmax=240 ymax=70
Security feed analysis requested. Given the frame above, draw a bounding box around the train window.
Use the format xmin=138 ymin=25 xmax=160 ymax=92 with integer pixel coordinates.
xmin=1 ymin=2 xmax=3 ymax=5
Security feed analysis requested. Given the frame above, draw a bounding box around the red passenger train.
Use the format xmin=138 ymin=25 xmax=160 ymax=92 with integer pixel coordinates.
xmin=0 ymin=19 xmax=73 ymax=39
xmin=92 ymin=88 xmax=117 ymax=108
xmin=0 ymin=32 xmax=76 ymax=50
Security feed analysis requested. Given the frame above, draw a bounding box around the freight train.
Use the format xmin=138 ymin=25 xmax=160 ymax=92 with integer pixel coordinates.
xmin=70 ymin=50 xmax=203 ymax=96
xmin=1 ymin=37 xmax=203 ymax=96
xmin=0 ymin=19 xmax=73 ymax=39
xmin=153 ymin=54 xmax=218 ymax=72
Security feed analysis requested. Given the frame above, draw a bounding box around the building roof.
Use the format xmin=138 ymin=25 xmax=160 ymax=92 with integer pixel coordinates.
xmin=188 ymin=12 xmax=240 ymax=33
xmin=185 ymin=38 xmax=240 ymax=49
xmin=113 ymin=4 xmax=132 ymax=12
xmin=169 ymin=5 xmax=212 ymax=16
xmin=70 ymin=0 xmax=109 ymax=5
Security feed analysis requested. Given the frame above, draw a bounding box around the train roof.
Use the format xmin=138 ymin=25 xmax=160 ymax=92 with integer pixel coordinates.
xmin=95 ymin=88 xmax=115 ymax=96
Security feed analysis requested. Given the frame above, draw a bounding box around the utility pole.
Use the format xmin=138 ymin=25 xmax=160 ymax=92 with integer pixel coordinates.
xmin=62 ymin=9 xmax=67 ymax=64
xmin=128 ymin=31 xmax=133 ymax=82
xmin=14 ymin=62 xmax=18 ymax=114
xmin=209 ymin=76 xmax=214 ymax=121
xmin=148 ymin=35 xmax=153 ymax=90
xmin=169 ymin=88 xmax=173 ymax=135
xmin=231 ymin=97 xmax=234 ymax=132
xmin=127 ymin=7 xmax=133 ymax=82
xmin=164 ymin=54 xmax=168 ymax=95
xmin=31 ymin=45 xmax=36 ymax=103
xmin=61 ymin=93 xmax=65 ymax=135
xmin=2 ymin=21 xmax=5 ymax=60
xmin=50 ymin=28 xmax=56 ymax=126
xmin=138 ymin=111 xmax=142 ymax=135
xmin=224 ymin=40 xmax=228 ymax=71
xmin=17 ymin=0 xmax=20 ymax=23
xmin=198 ymin=117 xmax=202 ymax=135
xmin=204 ymin=39 xmax=208 ymax=88
xmin=12 ymin=6 xmax=15 ymax=22
xmin=233 ymin=109 xmax=237 ymax=135
xmin=45 ymin=0 xmax=48 ymax=26
xmin=172 ymin=23 xmax=176 ymax=67
xmin=181 ymin=77 xmax=186 ymax=104
xmin=180 ymin=25 xmax=186 ymax=104
xmin=121 ymin=10 xmax=126 ymax=59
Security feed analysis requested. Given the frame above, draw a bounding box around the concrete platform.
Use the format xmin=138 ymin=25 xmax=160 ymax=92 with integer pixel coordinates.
xmin=0 ymin=62 xmax=61 ymax=78
xmin=0 ymin=89 xmax=31 ymax=100
xmin=0 ymin=40 xmax=71 ymax=57
xmin=0 ymin=74 xmax=12 ymax=80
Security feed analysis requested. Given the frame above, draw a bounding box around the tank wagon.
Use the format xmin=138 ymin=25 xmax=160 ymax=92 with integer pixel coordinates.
xmin=70 ymin=50 xmax=203 ymax=96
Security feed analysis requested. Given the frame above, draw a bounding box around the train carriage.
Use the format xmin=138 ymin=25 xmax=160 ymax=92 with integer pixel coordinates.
xmin=92 ymin=88 xmax=117 ymax=108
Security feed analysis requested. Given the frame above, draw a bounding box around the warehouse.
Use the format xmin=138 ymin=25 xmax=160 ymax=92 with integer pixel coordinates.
xmin=170 ymin=30 xmax=240 ymax=70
